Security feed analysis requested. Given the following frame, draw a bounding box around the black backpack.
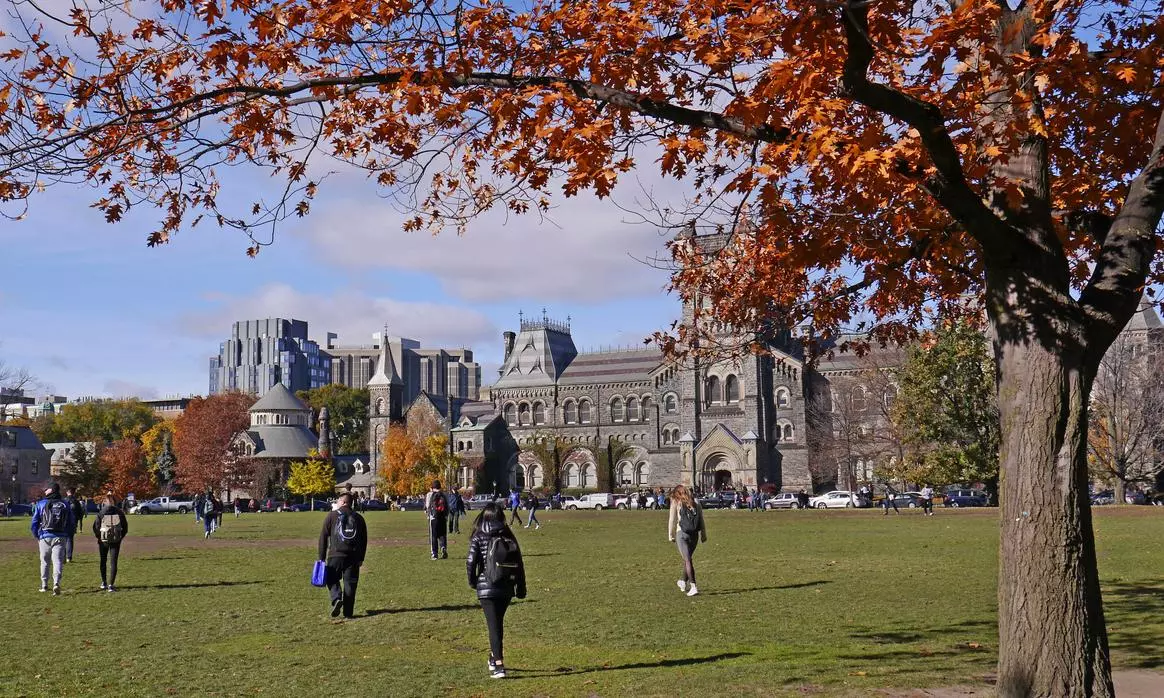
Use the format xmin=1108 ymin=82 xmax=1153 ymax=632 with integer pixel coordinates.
xmin=42 ymin=499 xmax=70 ymax=534
xmin=333 ymin=511 xmax=359 ymax=546
xmin=678 ymin=504 xmax=700 ymax=535
xmin=484 ymin=534 xmax=523 ymax=585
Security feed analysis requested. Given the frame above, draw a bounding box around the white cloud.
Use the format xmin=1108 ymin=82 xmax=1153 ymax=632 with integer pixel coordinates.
xmin=292 ymin=178 xmax=681 ymax=303
xmin=181 ymin=284 xmax=499 ymax=350
xmin=103 ymin=379 xmax=160 ymax=400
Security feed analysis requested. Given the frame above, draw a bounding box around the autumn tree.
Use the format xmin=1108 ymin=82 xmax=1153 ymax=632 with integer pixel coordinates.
xmin=172 ymin=392 xmax=254 ymax=493
xmin=377 ymin=423 xmax=422 ymax=496
xmin=34 ymin=399 xmax=159 ymax=444
xmin=892 ymin=321 xmax=1001 ymax=496
xmin=100 ymin=438 xmax=155 ymax=499
xmin=297 ymin=384 xmax=370 ymax=455
xmin=2 ymin=0 xmax=1162 ymax=693
xmin=58 ymin=443 xmax=107 ymax=497
xmin=141 ymin=421 xmax=178 ymax=487
xmin=1088 ymin=333 xmax=1164 ymax=504
xmin=286 ymin=449 xmax=336 ymax=508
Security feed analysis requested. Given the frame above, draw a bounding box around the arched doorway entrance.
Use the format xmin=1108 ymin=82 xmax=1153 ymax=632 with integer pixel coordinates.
xmin=701 ymin=453 xmax=738 ymax=492
xmin=714 ymin=469 xmax=732 ymax=490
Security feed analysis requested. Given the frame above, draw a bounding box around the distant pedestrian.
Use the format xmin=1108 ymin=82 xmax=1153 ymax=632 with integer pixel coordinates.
xmin=214 ymin=496 xmax=224 ymax=529
xmin=552 ymin=491 xmax=562 ymax=510
xmin=466 ymin=502 xmax=526 ymax=679
xmin=797 ymin=489 xmax=810 ymax=509
xmin=448 ymin=487 xmax=466 ymax=534
xmin=524 ymin=492 xmax=541 ymax=529
xmin=92 ymin=495 xmax=128 ymax=592
xmin=882 ymin=484 xmax=900 ymax=515
xmin=668 ymin=484 xmax=706 ymax=597
xmin=233 ymin=497 xmax=242 ymax=518
xmin=425 ymin=480 xmax=450 ymax=559
xmin=656 ymin=489 xmax=666 ymax=509
xmin=31 ymin=482 xmax=74 ymax=595
xmin=64 ymin=488 xmax=84 ymax=563
xmin=202 ymin=493 xmax=219 ymax=539
xmin=507 ymin=490 xmax=523 ymax=527
xmin=919 ymin=484 xmax=935 ymax=516
xmin=317 ymin=493 xmax=367 ymax=619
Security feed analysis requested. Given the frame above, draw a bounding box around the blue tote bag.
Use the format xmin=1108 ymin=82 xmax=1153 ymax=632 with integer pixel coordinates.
xmin=311 ymin=560 xmax=327 ymax=587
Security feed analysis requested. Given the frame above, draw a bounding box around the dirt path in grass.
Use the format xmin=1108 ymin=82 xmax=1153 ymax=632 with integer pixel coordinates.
xmin=1 ymin=535 xmax=415 ymax=555
xmin=866 ymin=669 xmax=1163 ymax=697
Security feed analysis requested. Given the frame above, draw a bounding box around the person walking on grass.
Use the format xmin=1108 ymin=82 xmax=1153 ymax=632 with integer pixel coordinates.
xmin=31 ymin=482 xmax=74 ymax=596
xmin=202 ymin=492 xmax=218 ymax=539
xmin=318 ymin=493 xmax=367 ymax=619
xmin=919 ymin=484 xmax=935 ymax=516
xmin=507 ymin=489 xmax=524 ymax=527
xmin=233 ymin=497 xmax=242 ymax=518
xmin=63 ymin=487 xmax=84 ymax=563
xmin=448 ymin=486 xmax=466 ymax=535
xmin=466 ymin=502 xmax=527 ymax=679
xmin=92 ymin=495 xmax=128 ymax=592
xmin=667 ymin=484 xmax=706 ymax=597
xmin=425 ymin=480 xmax=450 ymax=560
xmin=523 ymin=492 xmax=541 ymax=529
xmin=882 ymin=483 xmax=901 ymax=516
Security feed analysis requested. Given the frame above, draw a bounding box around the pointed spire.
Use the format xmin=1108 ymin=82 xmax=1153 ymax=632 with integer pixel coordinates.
xmin=368 ymin=325 xmax=402 ymax=386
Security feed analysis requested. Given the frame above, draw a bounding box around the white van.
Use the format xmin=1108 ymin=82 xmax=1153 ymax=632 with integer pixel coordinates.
xmin=571 ymin=493 xmax=616 ymax=510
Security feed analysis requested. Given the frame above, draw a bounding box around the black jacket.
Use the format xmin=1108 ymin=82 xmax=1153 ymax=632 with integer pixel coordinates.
xmin=466 ymin=520 xmax=526 ymax=600
xmin=91 ymin=505 xmax=129 ymax=541
xmin=318 ymin=507 xmax=368 ymax=564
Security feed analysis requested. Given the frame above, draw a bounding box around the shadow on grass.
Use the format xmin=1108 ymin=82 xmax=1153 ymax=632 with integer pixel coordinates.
xmin=119 ymin=580 xmax=268 ymax=590
xmin=521 ymin=552 xmax=561 ymax=558
xmin=137 ymin=556 xmax=191 ymax=561
xmin=703 ymin=580 xmax=830 ymax=596
xmin=364 ymin=603 xmax=491 ymax=616
xmin=509 ymin=651 xmax=751 ymax=678
xmin=1104 ymin=578 xmax=1164 ymax=669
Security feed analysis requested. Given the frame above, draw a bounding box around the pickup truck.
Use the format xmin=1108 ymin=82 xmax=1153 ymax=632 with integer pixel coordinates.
xmin=132 ymin=496 xmax=195 ymax=514
xmin=570 ymin=493 xmax=615 ymax=510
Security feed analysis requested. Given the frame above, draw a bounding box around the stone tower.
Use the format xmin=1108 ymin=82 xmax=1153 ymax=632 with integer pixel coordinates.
xmin=317 ymin=406 xmax=332 ymax=459
xmin=368 ymin=325 xmax=404 ymax=474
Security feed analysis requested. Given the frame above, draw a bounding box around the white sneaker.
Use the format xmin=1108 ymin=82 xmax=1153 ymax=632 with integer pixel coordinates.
xmin=686 ymin=584 xmax=699 ymax=597
xmin=99 ymin=583 xmax=106 ymax=591
xmin=676 ymin=579 xmax=688 ymax=592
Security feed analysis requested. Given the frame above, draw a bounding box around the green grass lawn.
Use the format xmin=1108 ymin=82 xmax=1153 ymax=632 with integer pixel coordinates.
xmin=1 ymin=507 xmax=1161 ymax=697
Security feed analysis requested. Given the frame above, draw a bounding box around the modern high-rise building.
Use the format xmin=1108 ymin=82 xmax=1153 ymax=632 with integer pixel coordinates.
xmin=208 ymin=319 xmax=330 ymax=397
xmin=325 ymin=332 xmax=481 ymax=402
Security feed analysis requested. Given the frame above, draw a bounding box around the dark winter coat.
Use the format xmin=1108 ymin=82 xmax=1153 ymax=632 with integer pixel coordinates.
xmin=466 ymin=520 xmax=527 ymax=600
xmin=91 ymin=505 xmax=129 ymax=544
xmin=318 ymin=507 xmax=368 ymax=564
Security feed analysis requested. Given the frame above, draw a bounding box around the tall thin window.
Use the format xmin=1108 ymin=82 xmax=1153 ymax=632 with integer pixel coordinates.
xmin=611 ymin=397 xmax=625 ymax=422
xmin=664 ymin=394 xmax=677 ymax=413
xmin=504 ymin=403 xmax=517 ymax=426
xmin=579 ymin=400 xmax=592 ymax=424
xmin=564 ymin=400 xmax=578 ymax=424
xmin=725 ymin=375 xmax=740 ymax=404
xmin=533 ymin=402 xmax=546 ymax=425
xmin=627 ymin=397 xmax=640 ymax=422
xmin=519 ymin=402 xmax=531 ymax=426
xmin=706 ymin=376 xmax=722 ymax=405
xmin=776 ymin=388 xmax=790 ymax=408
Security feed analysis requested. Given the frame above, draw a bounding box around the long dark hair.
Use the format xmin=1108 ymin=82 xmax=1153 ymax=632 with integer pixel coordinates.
xmin=472 ymin=502 xmax=507 ymax=534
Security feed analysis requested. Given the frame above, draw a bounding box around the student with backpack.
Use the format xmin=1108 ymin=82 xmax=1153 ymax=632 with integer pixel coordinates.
xmin=507 ymin=490 xmax=523 ymax=527
xmin=202 ymin=493 xmax=219 ymax=539
xmin=523 ymin=492 xmax=541 ymax=529
xmin=466 ymin=502 xmax=527 ymax=679
xmin=91 ymin=495 xmax=128 ymax=592
xmin=447 ymin=487 xmax=466 ymax=534
xmin=424 ymin=480 xmax=450 ymax=560
xmin=317 ymin=493 xmax=367 ymax=618
xmin=31 ymin=482 xmax=75 ymax=595
xmin=667 ymin=484 xmax=707 ymax=597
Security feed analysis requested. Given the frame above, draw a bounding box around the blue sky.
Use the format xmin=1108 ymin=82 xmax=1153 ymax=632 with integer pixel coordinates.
xmin=1 ymin=166 xmax=684 ymax=400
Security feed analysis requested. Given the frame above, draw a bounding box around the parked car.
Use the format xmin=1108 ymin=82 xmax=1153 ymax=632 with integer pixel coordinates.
xmin=808 ymin=490 xmax=857 ymax=509
xmin=2 ymin=502 xmax=33 ymax=516
xmin=696 ymin=492 xmax=736 ymax=509
xmin=550 ymin=495 xmax=579 ymax=510
xmin=257 ymin=498 xmax=291 ymax=512
xmin=943 ymin=489 xmax=988 ymax=507
xmin=395 ymin=498 xmax=426 ymax=511
xmin=1090 ymin=490 xmax=1114 ymax=506
xmin=289 ymin=499 xmax=332 ymax=512
xmin=361 ymin=499 xmax=389 ymax=511
xmin=571 ymin=493 xmax=615 ymax=510
xmin=884 ymin=492 xmax=922 ymax=509
xmin=133 ymin=496 xmax=196 ymax=514
xmin=464 ymin=494 xmax=498 ymax=510
xmin=764 ymin=492 xmax=804 ymax=510
xmin=1125 ymin=491 xmax=1148 ymax=505
xmin=615 ymin=492 xmax=659 ymax=509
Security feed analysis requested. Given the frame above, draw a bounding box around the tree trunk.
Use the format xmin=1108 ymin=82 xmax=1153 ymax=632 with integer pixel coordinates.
xmin=1113 ymin=478 xmax=1127 ymax=506
xmin=993 ymin=317 xmax=1114 ymax=697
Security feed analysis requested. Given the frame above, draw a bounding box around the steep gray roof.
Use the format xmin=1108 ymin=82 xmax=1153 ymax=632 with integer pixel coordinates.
xmin=1124 ymin=298 xmax=1163 ymax=332
xmin=493 ymin=324 xmax=578 ymax=388
xmin=0 ymin=426 xmax=48 ymax=450
xmin=459 ymin=401 xmax=497 ymax=422
xmin=557 ymin=348 xmax=662 ymax=385
xmin=245 ymin=426 xmax=317 ymax=459
xmin=249 ymin=383 xmax=309 ymax=413
xmin=368 ymin=329 xmax=403 ymax=387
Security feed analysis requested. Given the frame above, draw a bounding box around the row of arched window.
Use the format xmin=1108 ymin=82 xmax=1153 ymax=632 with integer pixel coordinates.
xmin=704 ymin=375 xmax=742 ymax=406
xmin=503 ymin=395 xmax=662 ymax=427
xmin=252 ymin=412 xmax=306 ymax=426
xmin=661 ymin=427 xmax=682 ymax=445
xmin=456 ymin=439 xmax=475 ymax=452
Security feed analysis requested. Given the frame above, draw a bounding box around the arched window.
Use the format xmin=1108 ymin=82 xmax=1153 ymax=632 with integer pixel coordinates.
xmin=635 ymin=461 xmax=650 ymax=486
xmin=641 ymin=396 xmax=653 ymax=421
xmin=776 ymin=387 xmax=791 ymax=408
xmin=783 ymin=423 xmax=794 ymax=441
xmin=519 ymin=402 xmax=531 ymax=426
xmin=664 ymin=394 xmax=678 ymax=414
xmin=626 ymin=397 xmax=640 ymax=422
xmin=528 ymin=464 xmax=542 ymax=488
xmin=533 ymin=402 xmax=546 ymax=425
xmin=725 ymin=375 xmax=740 ymax=404
xmin=706 ymin=376 xmax=722 ymax=405
xmin=884 ymin=385 xmax=898 ymax=408
xmin=566 ymin=464 xmax=580 ymax=488
xmin=503 ymin=403 xmax=517 ymax=426
xmin=579 ymin=400 xmax=592 ymax=424
xmin=564 ymin=400 xmax=578 ymax=424
xmin=617 ymin=461 xmax=631 ymax=486
xmin=852 ymin=387 xmax=868 ymax=412
xmin=611 ymin=397 xmax=625 ymax=422
xmin=580 ymin=464 xmax=592 ymax=488
xmin=662 ymin=429 xmax=672 ymax=445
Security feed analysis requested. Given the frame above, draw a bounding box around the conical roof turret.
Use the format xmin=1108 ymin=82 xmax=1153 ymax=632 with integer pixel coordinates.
xmin=368 ymin=325 xmax=403 ymax=387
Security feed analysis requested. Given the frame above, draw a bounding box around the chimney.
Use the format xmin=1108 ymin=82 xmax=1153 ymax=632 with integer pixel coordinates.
xmin=503 ymin=331 xmax=516 ymax=362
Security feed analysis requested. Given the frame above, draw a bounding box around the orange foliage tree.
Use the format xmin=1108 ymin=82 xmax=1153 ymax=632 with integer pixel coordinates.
xmin=172 ymin=392 xmax=254 ymax=493
xmin=100 ymin=438 xmax=155 ymax=500
xmin=377 ymin=423 xmax=422 ymax=496
xmin=1 ymin=0 xmax=1162 ymax=693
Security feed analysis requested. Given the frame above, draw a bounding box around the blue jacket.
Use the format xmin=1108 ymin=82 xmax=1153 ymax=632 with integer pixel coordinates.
xmin=31 ymin=495 xmax=76 ymax=540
